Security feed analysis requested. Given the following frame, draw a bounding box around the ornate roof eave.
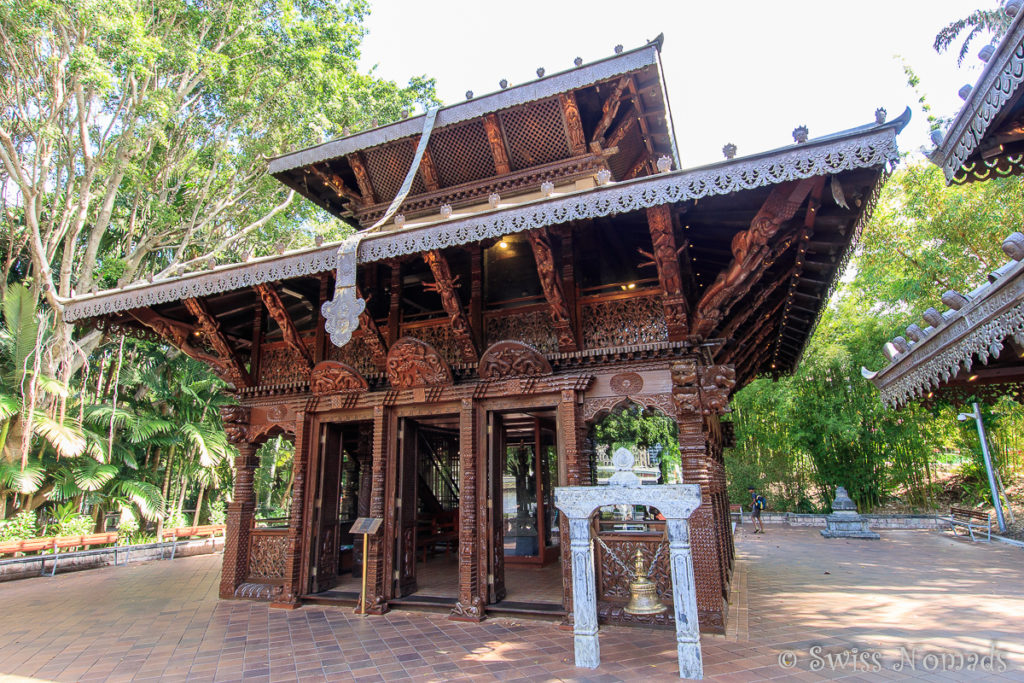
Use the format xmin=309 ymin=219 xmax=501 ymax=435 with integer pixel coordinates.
xmin=63 ymin=112 xmax=907 ymax=323
xmin=865 ymin=253 xmax=1024 ymax=409
xmin=930 ymin=9 xmax=1024 ymax=183
xmin=267 ymin=42 xmax=662 ymax=176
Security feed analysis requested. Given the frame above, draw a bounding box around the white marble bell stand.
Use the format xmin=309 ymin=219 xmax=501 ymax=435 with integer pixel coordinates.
xmin=554 ymin=448 xmax=704 ymax=679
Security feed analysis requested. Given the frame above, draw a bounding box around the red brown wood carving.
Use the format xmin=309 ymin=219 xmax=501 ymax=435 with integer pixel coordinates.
xmin=640 ymin=204 xmax=688 ymax=341
xmin=308 ymin=165 xmax=363 ymax=207
xmin=670 ymin=359 xmax=737 ymax=416
xmin=254 ymin=283 xmax=313 ymax=369
xmin=478 ymin=340 xmax=552 ymax=380
xmin=419 ymin=147 xmax=441 ymax=192
xmin=310 ymin=360 xmax=368 ymax=395
xmin=385 ymin=337 xmax=453 ymax=388
xmin=483 ymin=114 xmax=511 ymax=175
xmin=355 ymin=286 xmax=388 ymax=370
xmin=348 ymin=152 xmax=377 ymax=204
xmin=182 ymin=299 xmax=253 ymax=387
xmin=691 ymin=179 xmax=816 ymax=338
xmin=129 ymin=309 xmax=233 ymax=377
xmin=422 ymin=250 xmax=478 ymax=363
xmin=559 ymin=92 xmax=587 ymax=156
xmin=591 ymin=76 xmax=630 ymax=148
xmin=526 ymin=228 xmax=578 ymax=352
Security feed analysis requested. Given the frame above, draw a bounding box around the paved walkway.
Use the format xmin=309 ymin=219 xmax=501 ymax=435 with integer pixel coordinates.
xmin=0 ymin=527 xmax=1022 ymax=682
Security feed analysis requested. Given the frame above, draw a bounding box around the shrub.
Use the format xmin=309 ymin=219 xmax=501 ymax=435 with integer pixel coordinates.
xmin=208 ymin=500 xmax=226 ymax=525
xmin=0 ymin=511 xmax=39 ymax=542
xmin=58 ymin=514 xmax=95 ymax=537
xmin=117 ymin=509 xmax=139 ymax=540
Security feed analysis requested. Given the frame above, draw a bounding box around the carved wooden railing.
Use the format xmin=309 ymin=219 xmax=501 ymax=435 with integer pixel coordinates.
xmin=593 ymin=518 xmax=673 ymax=628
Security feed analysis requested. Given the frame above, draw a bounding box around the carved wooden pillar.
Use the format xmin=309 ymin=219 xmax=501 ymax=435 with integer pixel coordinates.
xmin=274 ymin=408 xmax=311 ymax=609
xmin=363 ymin=404 xmax=391 ymax=614
xmin=669 ymin=358 xmax=736 ymax=634
xmin=558 ymin=389 xmax=586 ymax=621
xmin=452 ymin=399 xmax=483 ymax=621
xmin=219 ymin=408 xmax=258 ymax=599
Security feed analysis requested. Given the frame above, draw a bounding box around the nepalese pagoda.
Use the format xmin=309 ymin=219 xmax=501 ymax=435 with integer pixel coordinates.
xmin=63 ymin=38 xmax=908 ymax=633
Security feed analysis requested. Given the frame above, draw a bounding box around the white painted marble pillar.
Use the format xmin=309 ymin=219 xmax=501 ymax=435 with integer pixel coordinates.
xmin=568 ymin=516 xmax=599 ymax=667
xmin=667 ymin=518 xmax=702 ymax=679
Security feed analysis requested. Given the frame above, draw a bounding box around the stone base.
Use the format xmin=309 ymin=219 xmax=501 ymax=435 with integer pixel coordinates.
xmin=821 ymin=512 xmax=880 ymax=539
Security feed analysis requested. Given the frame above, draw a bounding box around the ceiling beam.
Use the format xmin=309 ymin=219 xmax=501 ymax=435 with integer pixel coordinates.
xmin=526 ymin=227 xmax=578 ymax=352
xmin=590 ymin=76 xmax=630 ymax=148
xmin=182 ymin=298 xmax=253 ymax=387
xmin=254 ymin=283 xmax=313 ymax=369
xmin=422 ymin=250 xmax=478 ymax=363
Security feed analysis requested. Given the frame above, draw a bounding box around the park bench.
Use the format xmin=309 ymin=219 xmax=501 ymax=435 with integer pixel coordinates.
xmin=946 ymin=506 xmax=992 ymax=542
xmin=729 ymin=504 xmax=744 ymax=527
xmin=0 ymin=531 xmax=120 ymax=576
xmin=160 ymin=524 xmax=226 ymax=560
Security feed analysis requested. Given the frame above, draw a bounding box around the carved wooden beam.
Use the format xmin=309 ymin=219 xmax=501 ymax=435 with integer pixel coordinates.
xmin=182 ymin=298 xmax=253 ymax=387
xmin=129 ymin=309 xmax=230 ymax=374
xmin=604 ymin=108 xmax=637 ymax=151
xmin=347 ymin=152 xmax=377 ymax=204
xmin=559 ymin=92 xmax=588 ymax=156
xmin=718 ymin=266 xmax=796 ymax=344
xmin=307 ymin=165 xmax=363 ymax=207
xmin=355 ymin=286 xmax=389 ymax=370
xmin=526 ymin=228 xmax=578 ymax=352
xmin=254 ymin=283 xmax=313 ymax=369
xmin=691 ymin=179 xmax=817 ymax=338
xmin=483 ymin=113 xmax=511 ymax=175
xmin=723 ymin=296 xmax=786 ymax=366
xmin=625 ymin=76 xmax=656 ymax=159
xmin=419 ymin=147 xmax=441 ymax=192
xmin=639 ymin=205 xmax=688 ymax=341
xmin=590 ymin=76 xmax=630 ymax=148
xmin=422 ymin=250 xmax=478 ymax=363
xmin=623 ymin=152 xmax=651 ymax=179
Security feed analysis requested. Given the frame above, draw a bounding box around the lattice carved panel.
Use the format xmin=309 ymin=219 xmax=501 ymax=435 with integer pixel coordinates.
xmin=429 ymin=121 xmax=496 ymax=186
xmin=484 ymin=310 xmax=559 ymax=353
xmin=500 ymin=98 xmax=571 ymax=171
xmin=408 ymin=324 xmax=460 ymax=366
xmin=364 ymin=139 xmax=426 ymax=201
xmin=259 ymin=343 xmax=313 ymax=386
xmin=329 ymin=334 xmax=379 ymax=377
xmin=248 ymin=531 xmax=288 ymax=580
xmin=582 ymin=296 xmax=668 ymax=348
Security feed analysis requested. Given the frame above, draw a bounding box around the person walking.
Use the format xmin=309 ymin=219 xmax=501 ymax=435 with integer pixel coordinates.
xmin=748 ymin=486 xmax=766 ymax=534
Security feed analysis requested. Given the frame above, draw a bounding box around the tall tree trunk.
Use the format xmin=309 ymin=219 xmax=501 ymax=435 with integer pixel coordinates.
xmin=176 ymin=472 xmax=187 ymax=517
xmin=193 ymin=485 xmax=205 ymax=526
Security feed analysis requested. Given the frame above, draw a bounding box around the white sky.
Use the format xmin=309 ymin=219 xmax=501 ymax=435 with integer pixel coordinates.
xmin=359 ymin=0 xmax=989 ymax=167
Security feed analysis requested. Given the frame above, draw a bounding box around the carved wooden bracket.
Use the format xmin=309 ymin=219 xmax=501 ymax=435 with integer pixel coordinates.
xmin=591 ymin=76 xmax=630 ymax=148
xmin=478 ymin=340 xmax=552 ymax=380
xmin=670 ymin=360 xmax=737 ymax=416
xmin=419 ymin=147 xmax=441 ymax=192
xmin=526 ymin=228 xmax=578 ymax=352
xmin=254 ymin=283 xmax=313 ymax=369
xmin=348 ymin=152 xmax=376 ymax=204
xmin=559 ymin=92 xmax=588 ymax=156
xmin=307 ymin=165 xmax=363 ymax=208
xmin=422 ymin=250 xmax=478 ymax=363
xmin=355 ymin=287 xmax=388 ymax=370
xmin=641 ymin=204 xmax=688 ymax=341
xmin=129 ymin=308 xmax=231 ymax=376
xmin=691 ymin=179 xmax=816 ymax=338
xmin=310 ymin=360 xmax=369 ymax=395
xmin=483 ymin=113 xmax=511 ymax=175
xmin=385 ymin=337 xmax=453 ymax=388
xmin=221 ymin=405 xmax=252 ymax=445
xmin=183 ymin=299 xmax=253 ymax=387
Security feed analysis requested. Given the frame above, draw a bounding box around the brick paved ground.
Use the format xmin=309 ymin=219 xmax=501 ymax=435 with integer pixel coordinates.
xmin=0 ymin=527 xmax=1022 ymax=682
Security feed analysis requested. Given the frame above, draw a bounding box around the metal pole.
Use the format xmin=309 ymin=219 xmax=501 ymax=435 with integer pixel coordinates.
xmin=971 ymin=403 xmax=1007 ymax=533
xmin=358 ymin=532 xmax=369 ymax=615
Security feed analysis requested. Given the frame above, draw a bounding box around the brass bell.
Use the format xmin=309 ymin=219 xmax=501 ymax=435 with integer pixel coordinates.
xmin=624 ymin=549 xmax=667 ymax=615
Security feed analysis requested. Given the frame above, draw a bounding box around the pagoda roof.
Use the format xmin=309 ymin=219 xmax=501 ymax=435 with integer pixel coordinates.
xmin=63 ymin=109 xmax=908 ymax=326
xmin=863 ymin=232 xmax=1024 ymax=407
xmin=930 ymin=7 xmax=1024 ymax=184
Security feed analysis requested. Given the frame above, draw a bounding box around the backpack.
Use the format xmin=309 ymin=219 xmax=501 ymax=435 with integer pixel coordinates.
xmin=754 ymin=495 xmax=766 ymax=511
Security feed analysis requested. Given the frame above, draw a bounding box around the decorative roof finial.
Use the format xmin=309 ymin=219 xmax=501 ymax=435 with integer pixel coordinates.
xmin=1002 ymin=231 xmax=1024 ymax=260
xmin=315 ymin=234 xmax=325 ymax=247
xmin=722 ymin=143 xmax=737 ymax=159
xmin=394 ymin=214 xmax=406 ymax=227
xmin=792 ymin=125 xmax=809 ymax=144
xmin=930 ymin=129 xmax=944 ymax=146
xmin=874 ymin=107 xmax=887 ymax=124
xmin=499 ymin=78 xmax=508 ymax=89
xmin=574 ymin=56 xmax=583 ymax=67
xmin=343 ymin=125 xmax=350 ymax=136
xmin=979 ymin=44 xmax=995 ymax=62
xmin=465 ymin=90 xmax=473 ymax=100
xmin=656 ymin=155 xmax=673 ymax=173
xmin=614 ymin=44 xmax=623 ymax=54
xmin=401 ymin=109 xmax=409 ymax=119
xmin=1007 ymin=0 xmax=1023 ymax=17
xmin=540 ymin=181 xmax=555 ymax=197
xmin=439 ymin=204 xmax=453 ymax=219
xmin=536 ymin=67 xmax=545 ymax=78
xmin=488 ymin=193 xmax=500 ymax=209
xmin=958 ymin=85 xmax=973 ymax=100
xmin=596 ymin=168 xmax=612 ymax=186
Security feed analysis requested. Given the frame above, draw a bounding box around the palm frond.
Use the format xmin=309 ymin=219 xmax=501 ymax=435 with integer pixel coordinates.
xmin=0 ymin=393 xmax=20 ymax=421
xmin=31 ymin=413 xmax=87 ymax=458
xmin=0 ymin=459 xmax=45 ymax=493
xmin=114 ymin=479 xmax=164 ymax=521
xmin=73 ymin=459 xmax=119 ymax=491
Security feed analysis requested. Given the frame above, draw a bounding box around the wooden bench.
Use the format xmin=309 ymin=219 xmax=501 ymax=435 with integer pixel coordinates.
xmin=160 ymin=524 xmax=226 ymax=560
xmin=946 ymin=506 xmax=992 ymax=542
xmin=416 ymin=515 xmax=458 ymax=563
xmin=0 ymin=532 xmax=120 ymax=576
xmin=729 ymin=504 xmax=744 ymax=527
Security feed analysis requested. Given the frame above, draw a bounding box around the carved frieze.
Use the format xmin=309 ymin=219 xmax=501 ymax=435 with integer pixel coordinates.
xmin=310 ymin=360 xmax=368 ymax=395
xmin=670 ymin=360 xmax=737 ymax=416
xmin=478 ymin=341 xmax=552 ymax=380
xmin=221 ymin=405 xmax=251 ymax=445
xmin=582 ymin=296 xmax=668 ymax=348
xmin=485 ymin=310 xmax=558 ymax=353
xmin=609 ymin=372 xmax=644 ymax=395
xmin=385 ymin=337 xmax=453 ymax=388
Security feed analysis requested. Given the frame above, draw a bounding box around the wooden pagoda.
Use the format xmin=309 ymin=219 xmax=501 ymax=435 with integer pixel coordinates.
xmin=64 ymin=38 xmax=906 ymax=633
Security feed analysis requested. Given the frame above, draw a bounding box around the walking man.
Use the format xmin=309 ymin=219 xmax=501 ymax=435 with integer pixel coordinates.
xmin=748 ymin=486 xmax=766 ymax=534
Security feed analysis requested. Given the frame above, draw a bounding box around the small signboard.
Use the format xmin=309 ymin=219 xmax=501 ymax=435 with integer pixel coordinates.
xmin=349 ymin=517 xmax=384 ymax=536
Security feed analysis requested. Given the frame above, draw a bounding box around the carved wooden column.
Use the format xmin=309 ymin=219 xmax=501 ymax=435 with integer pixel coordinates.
xmin=274 ymin=407 xmax=311 ymax=609
xmin=362 ymin=404 xmax=391 ymax=614
xmin=558 ymin=389 xmax=586 ymax=621
xmin=670 ymin=358 xmax=736 ymax=634
xmin=452 ymin=399 xmax=483 ymax=621
xmin=219 ymin=407 xmax=257 ymax=599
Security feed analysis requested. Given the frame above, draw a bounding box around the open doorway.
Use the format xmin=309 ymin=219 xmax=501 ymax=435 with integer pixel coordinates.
xmin=489 ymin=410 xmax=563 ymax=611
xmin=393 ymin=415 xmax=461 ymax=603
xmin=306 ymin=420 xmax=371 ymax=599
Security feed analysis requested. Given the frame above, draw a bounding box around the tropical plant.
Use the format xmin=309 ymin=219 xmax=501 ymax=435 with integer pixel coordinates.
xmin=934 ymin=5 xmax=1011 ymax=65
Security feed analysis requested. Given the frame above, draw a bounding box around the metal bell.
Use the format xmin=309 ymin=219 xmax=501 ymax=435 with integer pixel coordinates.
xmin=623 ymin=549 xmax=667 ymax=615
